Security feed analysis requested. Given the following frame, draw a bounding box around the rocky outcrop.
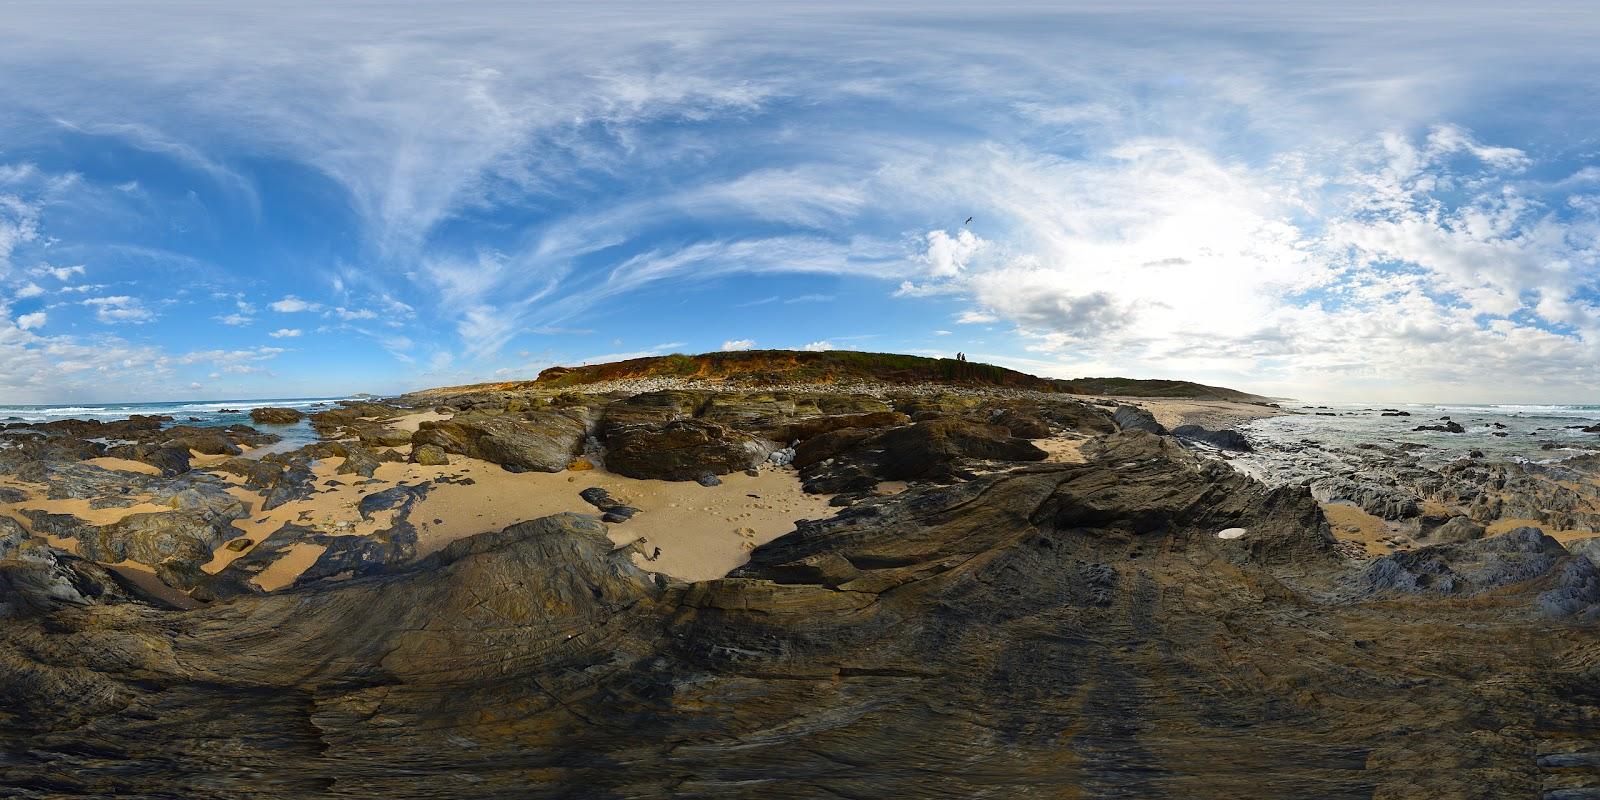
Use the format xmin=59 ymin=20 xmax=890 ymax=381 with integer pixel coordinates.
xmin=8 ymin=428 xmax=1596 ymax=797
xmin=1309 ymin=476 xmax=1421 ymax=519
xmin=1171 ymin=423 xmax=1252 ymax=451
xmin=1113 ymin=404 xmax=1167 ymax=435
xmin=1421 ymin=515 xmax=1486 ymax=543
xmin=605 ymin=419 xmax=766 ymax=480
xmin=414 ymin=410 xmax=590 ymax=472
xmin=1413 ymin=421 xmax=1466 ymax=433
xmin=798 ymin=417 xmax=1048 ymax=495
xmin=409 ymin=443 xmax=450 ymax=465
xmin=1354 ymin=527 xmax=1598 ymax=617
xmin=249 ymin=407 xmax=304 ymax=425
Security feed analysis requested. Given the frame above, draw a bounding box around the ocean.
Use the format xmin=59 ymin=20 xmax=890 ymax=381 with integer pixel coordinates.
xmin=1237 ymin=402 xmax=1600 ymax=469
xmin=0 ymin=397 xmax=358 ymax=455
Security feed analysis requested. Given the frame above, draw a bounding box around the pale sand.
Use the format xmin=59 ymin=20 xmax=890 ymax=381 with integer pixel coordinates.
xmin=186 ymin=454 xmax=836 ymax=587
xmin=250 ymin=542 xmax=329 ymax=591
xmin=1036 ymin=435 xmax=1088 ymax=463
xmin=1321 ymin=501 xmax=1404 ymax=556
xmin=389 ymin=410 xmax=449 ymax=432
xmin=396 ymin=459 xmax=837 ymax=582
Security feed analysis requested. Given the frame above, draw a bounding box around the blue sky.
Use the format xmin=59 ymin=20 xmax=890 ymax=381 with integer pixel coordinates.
xmin=2 ymin=2 xmax=1598 ymax=403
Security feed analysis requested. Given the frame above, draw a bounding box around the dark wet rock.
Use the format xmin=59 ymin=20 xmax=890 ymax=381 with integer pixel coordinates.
xmin=578 ymin=486 xmax=625 ymax=511
xmin=262 ymin=461 xmax=318 ymax=510
xmin=414 ymin=410 xmax=589 ymax=472
xmin=224 ymin=538 xmax=253 ymax=552
xmin=695 ymin=473 xmax=723 ymax=487
xmin=1113 ymin=404 xmax=1167 ymax=435
xmin=576 ymin=483 xmax=643 ymax=521
xmin=6 ymin=460 xmax=157 ymax=505
xmin=0 ymin=486 xmax=27 ymax=503
xmin=105 ymin=442 xmax=192 ymax=476
xmin=1380 ymin=410 xmax=1411 ymax=416
xmin=606 ymin=419 xmax=765 ymax=481
xmin=335 ymin=444 xmax=384 ymax=478
xmin=357 ymin=482 xmax=432 ymax=520
xmin=409 ymin=443 xmax=451 ymax=465
xmin=602 ymin=506 xmax=640 ymax=523
xmin=1171 ymin=424 xmax=1252 ymax=451
xmin=1413 ymin=421 xmax=1466 ymax=433
xmin=249 ymin=407 xmax=304 ymax=425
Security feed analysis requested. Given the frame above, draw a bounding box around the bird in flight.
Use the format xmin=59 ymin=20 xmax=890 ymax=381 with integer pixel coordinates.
xmin=964 ymin=216 xmax=973 ymax=225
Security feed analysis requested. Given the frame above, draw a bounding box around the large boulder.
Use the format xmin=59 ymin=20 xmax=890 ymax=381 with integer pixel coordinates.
xmin=414 ymin=410 xmax=589 ymax=473
xmin=604 ymin=420 xmax=766 ymax=481
xmin=874 ymin=418 xmax=1048 ymax=480
xmin=1113 ymin=405 xmax=1167 ymax=435
xmin=797 ymin=417 xmax=1049 ymax=493
xmin=990 ymin=409 xmax=1052 ymax=439
xmin=1423 ymin=515 xmax=1487 ymax=543
xmin=410 ymin=444 xmax=451 ymax=466
xmin=1171 ymin=424 xmax=1252 ymax=451
xmin=249 ymin=407 xmax=304 ymax=425
xmin=37 ymin=510 xmax=237 ymax=580
xmin=596 ymin=391 xmax=708 ymax=440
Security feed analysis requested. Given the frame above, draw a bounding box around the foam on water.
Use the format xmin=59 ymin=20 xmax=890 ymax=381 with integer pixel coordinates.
xmin=1240 ymin=402 xmax=1600 ymax=468
xmin=0 ymin=396 xmax=357 ymax=455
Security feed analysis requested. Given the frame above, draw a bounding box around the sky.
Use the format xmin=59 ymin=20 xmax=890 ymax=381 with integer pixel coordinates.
xmin=2 ymin=1 xmax=1599 ymax=404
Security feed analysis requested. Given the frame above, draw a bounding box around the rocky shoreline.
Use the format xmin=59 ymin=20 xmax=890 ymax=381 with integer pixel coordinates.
xmin=3 ymin=380 xmax=1599 ymax=797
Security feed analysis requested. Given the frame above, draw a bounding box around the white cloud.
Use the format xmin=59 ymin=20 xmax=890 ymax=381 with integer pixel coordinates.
xmin=801 ymin=340 xmax=836 ymax=351
xmin=82 ymin=295 xmax=155 ymax=324
xmin=215 ymin=312 xmax=253 ymax=326
xmin=333 ymin=307 xmax=377 ymax=320
xmin=268 ymin=328 xmax=302 ymax=338
xmin=721 ymin=338 xmax=755 ymax=351
xmin=269 ymin=295 xmax=321 ymax=313
xmin=15 ymin=282 xmax=43 ymax=298
xmin=15 ymin=311 xmax=45 ymax=330
xmin=919 ymin=229 xmax=985 ymax=278
xmin=41 ymin=264 xmax=85 ymax=281
xmin=956 ymin=311 xmax=997 ymax=324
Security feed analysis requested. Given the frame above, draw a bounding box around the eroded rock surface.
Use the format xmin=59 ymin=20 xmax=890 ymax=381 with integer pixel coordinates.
xmin=5 ymin=428 xmax=1596 ymax=798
